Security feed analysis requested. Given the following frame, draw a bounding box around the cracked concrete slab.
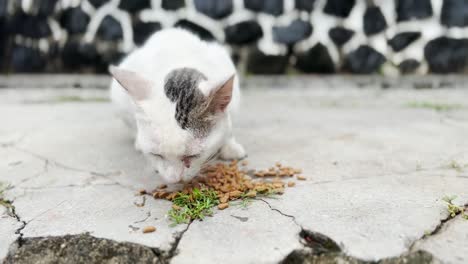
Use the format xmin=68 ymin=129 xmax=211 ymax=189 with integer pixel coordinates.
xmin=415 ymin=215 xmax=468 ymax=264
xmin=0 ymin=207 xmax=21 ymax=261
xmin=171 ymin=200 xmax=302 ymax=264
xmin=1 ymin=79 xmax=468 ymax=263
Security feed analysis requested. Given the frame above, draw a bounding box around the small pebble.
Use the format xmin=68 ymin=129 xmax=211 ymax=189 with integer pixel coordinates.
xmin=297 ymin=175 xmax=306 ymax=181
xmin=288 ymin=181 xmax=296 ymax=187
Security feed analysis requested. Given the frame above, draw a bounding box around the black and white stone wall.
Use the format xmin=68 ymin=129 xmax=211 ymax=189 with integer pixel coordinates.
xmin=1 ymin=0 xmax=468 ymax=75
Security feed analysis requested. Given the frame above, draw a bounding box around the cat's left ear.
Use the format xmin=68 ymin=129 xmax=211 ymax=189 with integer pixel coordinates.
xmin=207 ymin=74 xmax=235 ymax=113
xmin=109 ymin=65 xmax=152 ymax=101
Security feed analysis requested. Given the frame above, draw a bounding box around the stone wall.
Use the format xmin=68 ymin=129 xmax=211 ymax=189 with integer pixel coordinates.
xmin=1 ymin=0 xmax=468 ymax=75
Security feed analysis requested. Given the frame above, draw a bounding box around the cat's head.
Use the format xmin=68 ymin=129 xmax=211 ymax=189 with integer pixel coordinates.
xmin=110 ymin=66 xmax=234 ymax=183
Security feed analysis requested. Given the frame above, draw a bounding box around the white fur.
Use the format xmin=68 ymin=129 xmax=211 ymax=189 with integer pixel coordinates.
xmin=110 ymin=28 xmax=245 ymax=183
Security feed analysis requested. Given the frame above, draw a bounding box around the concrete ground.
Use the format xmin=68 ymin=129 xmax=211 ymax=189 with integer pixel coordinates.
xmin=1 ymin=76 xmax=467 ymax=264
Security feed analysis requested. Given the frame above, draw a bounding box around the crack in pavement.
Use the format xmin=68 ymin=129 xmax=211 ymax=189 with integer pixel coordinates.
xmin=408 ymin=209 xmax=464 ymax=253
xmin=157 ymin=222 xmax=192 ymax=264
xmin=258 ymin=198 xmax=446 ymax=264
xmin=10 ymin=146 xmax=133 ymax=191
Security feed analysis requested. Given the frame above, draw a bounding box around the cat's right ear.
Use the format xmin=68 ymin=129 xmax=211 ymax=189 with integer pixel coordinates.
xmin=109 ymin=65 xmax=152 ymax=101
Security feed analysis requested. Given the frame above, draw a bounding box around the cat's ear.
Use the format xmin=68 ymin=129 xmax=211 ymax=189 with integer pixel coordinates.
xmin=207 ymin=74 xmax=235 ymax=113
xmin=109 ymin=65 xmax=152 ymax=101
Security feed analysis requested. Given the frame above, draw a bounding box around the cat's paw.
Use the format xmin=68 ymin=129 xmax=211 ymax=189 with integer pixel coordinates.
xmin=220 ymin=139 xmax=246 ymax=160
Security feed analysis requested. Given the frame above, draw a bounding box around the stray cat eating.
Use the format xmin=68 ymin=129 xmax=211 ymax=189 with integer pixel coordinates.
xmin=109 ymin=28 xmax=245 ymax=184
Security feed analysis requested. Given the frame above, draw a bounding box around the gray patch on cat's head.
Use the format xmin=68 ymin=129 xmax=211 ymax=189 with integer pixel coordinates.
xmin=164 ymin=68 xmax=213 ymax=137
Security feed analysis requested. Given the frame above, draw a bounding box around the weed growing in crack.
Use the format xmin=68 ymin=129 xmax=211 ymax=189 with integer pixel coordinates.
xmin=0 ymin=182 xmax=14 ymax=214
xmin=448 ymin=160 xmax=465 ymax=172
xmin=168 ymin=188 xmax=219 ymax=226
xmin=442 ymin=195 xmax=468 ymax=219
xmin=406 ymin=101 xmax=462 ymax=112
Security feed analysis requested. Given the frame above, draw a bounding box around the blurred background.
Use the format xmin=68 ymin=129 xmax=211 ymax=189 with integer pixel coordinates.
xmin=0 ymin=0 xmax=467 ymax=75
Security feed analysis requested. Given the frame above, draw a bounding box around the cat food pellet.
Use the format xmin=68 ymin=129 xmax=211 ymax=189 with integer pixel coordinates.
xmin=294 ymin=169 xmax=302 ymax=174
xmin=172 ymin=205 xmax=181 ymax=210
xmin=297 ymin=175 xmax=306 ymax=181
xmin=245 ymin=190 xmax=257 ymax=198
xmin=275 ymin=162 xmax=282 ymax=167
xmin=229 ymin=190 xmax=243 ymax=198
xmin=288 ymin=182 xmax=295 ymax=187
xmin=138 ymin=189 xmax=147 ymax=195
xmin=241 ymin=161 xmax=248 ymax=166
xmin=142 ymin=226 xmax=156 ymax=233
xmin=158 ymin=184 xmax=167 ymax=189
xmin=218 ymin=203 xmax=229 ymax=210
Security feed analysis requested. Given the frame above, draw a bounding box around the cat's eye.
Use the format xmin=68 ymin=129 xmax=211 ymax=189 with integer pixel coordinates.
xmin=151 ymin=153 xmax=164 ymax=159
xmin=185 ymin=154 xmax=200 ymax=159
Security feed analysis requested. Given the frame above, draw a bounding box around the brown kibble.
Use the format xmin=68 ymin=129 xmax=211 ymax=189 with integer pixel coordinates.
xmin=297 ymin=175 xmax=306 ymax=181
xmin=241 ymin=161 xmax=248 ymax=166
xmin=254 ymin=186 xmax=268 ymax=193
xmin=245 ymin=190 xmax=257 ymax=198
xmin=220 ymin=194 xmax=229 ymax=204
xmin=275 ymin=162 xmax=282 ymax=168
xmin=158 ymin=184 xmax=167 ymax=189
xmin=229 ymin=190 xmax=243 ymax=198
xmin=273 ymin=188 xmax=284 ymax=194
xmin=138 ymin=189 xmax=147 ymax=195
xmin=273 ymin=182 xmax=284 ymax=188
xmin=142 ymin=226 xmax=156 ymax=233
xmin=294 ymin=169 xmax=302 ymax=174
xmin=172 ymin=204 xmax=181 ymax=210
xmin=287 ymin=181 xmax=296 ymax=187
xmin=218 ymin=203 xmax=229 ymax=210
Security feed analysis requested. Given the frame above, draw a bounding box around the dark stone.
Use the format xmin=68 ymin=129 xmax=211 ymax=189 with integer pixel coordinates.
xmin=323 ymin=0 xmax=355 ymax=18
xmin=388 ymin=32 xmax=421 ymax=52
xmin=174 ymin=19 xmax=215 ymax=41
xmin=262 ymin=0 xmax=283 ymax=16
xmin=363 ymin=6 xmax=387 ymax=35
xmin=295 ymin=43 xmax=335 ymax=73
xmin=425 ymin=37 xmax=468 ymax=73
xmin=243 ymin=0 xmax=283 ymax=16
xmin=162 ymin=0 xmax=185 ymax=10
xmin=9 ymin=12 xmax=51 ymax=38
xmin=88 ymin=0 xmax=108 ymax=8
xmin=247 ymin=47 xmax=288 ymax=74
xmin=118 ymin=0 xmax=151 ymax=13
xmin=399 ymin=59 xmax=420 ymax=74
xmin=343 ymin=45 xmax=386 ymax=74
xmin=273 ymin=19 xmax=312 ymax=45
xmin=10 ymin=45 xmax=46 ymax=73
xmin=0 ymin=0 xmax=7 ymax=18
xmin=224 ymin=20 xmax=263 ymax=45
xmin=36 ymin=0 xmax=58 ymax=16
xmin=396 ymin=0 xmax=433 ymax=22
xmin=295 ymin=0 xmax=316 ymax=12
xmin=441 ymin=0 xmax=468 ymax=27
xmin=281 ymin=250 xmax=435 ymax=264
xmin=97 ymin=15 xmax=123 ymax=41
xmin=133 ymin=21 xmax=162 ymax=45
xmin=61 ymin=41 xmax=101 ymax=70
xmin=59 ymin=7 xmax=90 ymax=35
xmin=194 ymin=0 xmax=233 ymax=19
xmin=244 ymin=0 xmax=263 ymax=12
xmin=99 ymin=50 xmax=126 ymax=71
xmin=329 ymin=26 xmax=354 ymax=46
xmin=4 ymin=234 xmax=160 ymax=264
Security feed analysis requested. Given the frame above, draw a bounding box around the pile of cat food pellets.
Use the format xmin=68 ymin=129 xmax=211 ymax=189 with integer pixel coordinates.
xmin=139 ymin=160 xmax=306 ymax=226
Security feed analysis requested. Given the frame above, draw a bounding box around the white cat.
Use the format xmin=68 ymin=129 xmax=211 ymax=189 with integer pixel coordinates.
xmin=109 ymin=28 xmax=246 ymax=184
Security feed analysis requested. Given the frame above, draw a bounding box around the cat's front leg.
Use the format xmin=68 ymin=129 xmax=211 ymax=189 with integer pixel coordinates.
xmin=220 ymin=137 xmax=246 ymax=160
